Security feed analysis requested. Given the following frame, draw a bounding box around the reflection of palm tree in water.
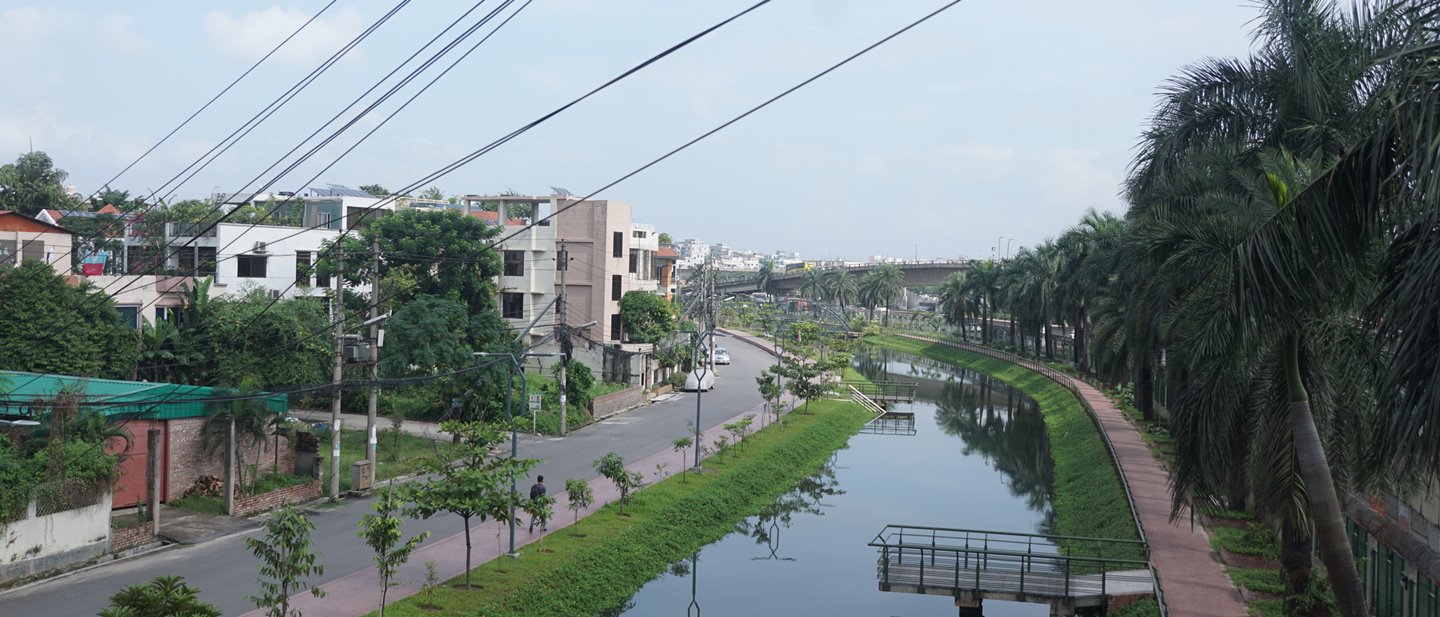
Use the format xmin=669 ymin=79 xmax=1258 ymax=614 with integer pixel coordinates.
xmin=934 ymin=373 xmax=1057 ymax=525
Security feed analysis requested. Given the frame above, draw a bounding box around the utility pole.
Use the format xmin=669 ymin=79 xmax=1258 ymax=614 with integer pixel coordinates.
xmin=366 ymin=231 xmax=380 ymax=474
xmin=330 ymin=241 xmax=344 ymax=499
xmin=556 ymin=241 xmax=569 ymax=437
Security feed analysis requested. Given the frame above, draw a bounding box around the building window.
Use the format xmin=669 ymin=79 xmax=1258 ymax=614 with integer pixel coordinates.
xmin=127 ymin=245 xmax=161 ymax=274
xmin=237 ymin=255 xmax=268 ymax=278
xmin=198 ymin=247 xmax=217 ymax=276
xmin=296 ymin=251 xmax=312 ymax=286
xmin=21 ymin=240 xmax=43 ymax=263
xmin=613 ymin=231 xmax=623 ymax=258
xmin=117 ymin=305 xmax=140 ymax=329
xmin=0 ymin=240 xmax=15 ymax=267
xmin=503 ymin=250 xmax=524 ymax=277
xmin=610 ymin=313 xmax=622 ymax=341
xmin=632 ymin=230 xmax=646 ymax=238
xmin=156 ymin=306 xmax=180 ymax=323
xmin=502 ymin=292 xmax=524 ymax=319
xmin=611 ymin=275 xmax=622 ymax=301
xmin=628 ymin=249 xmax=637 ymax=274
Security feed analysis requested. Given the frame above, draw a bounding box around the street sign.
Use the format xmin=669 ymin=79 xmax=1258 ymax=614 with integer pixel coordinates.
xmin=529 ymin=394 xmax=542 ymax=412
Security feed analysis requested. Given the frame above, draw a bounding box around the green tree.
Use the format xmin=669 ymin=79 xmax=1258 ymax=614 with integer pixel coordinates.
xmin=197 ymin=291 xmax=330 ymax=390
xmin=98 ymin=575 xmax=221 ymax=617
xmin=592 ymin=452 xmax=644 ymax=514
xmin=246 ymin=505 xmax=325 ymax=617
xmin=797 ymin=268 xmax=826 ymax=301
xmin=824 ymin=269 xmax=857 ymax=318
xmin=671 ymin=436 xmax=693 ymax=481
xmin=405 ymin=421 xmax=538 ymax=588
xmin=359 ymin=184 xmax=389 ymax=197
xmin=418 ymin=186 xmax=445 ymax=201
xmin=0 ymin=261 xmax=137 ymax=378
xmin=380 ymin=295 xmax=473 ymax=377
xmin=755 ymin=258 xmax=776 ymax=296
xmin=657 ymin=232 xmax=672 ymax=245
xmin=563 ymin=477 xmax=593 ymax=531
xmin=0 ymin=151 xmax=78 ymax=216
xmin=358 ymin=489 xmax=430 ymax=617
xmin=618 ymin=291 xmax=675 ymax=343
xmin=858 ymin=264 xmax=906 ymax=326
xmin=201 ymin=377 xmax=283 ymax=490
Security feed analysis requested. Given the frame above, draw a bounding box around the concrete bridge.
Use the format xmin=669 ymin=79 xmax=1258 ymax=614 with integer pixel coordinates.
xmin=709 ymin=260 xmax=973 ymax=295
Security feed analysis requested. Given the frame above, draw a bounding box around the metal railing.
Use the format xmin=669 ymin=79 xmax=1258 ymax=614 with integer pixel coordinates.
xmin=869 ymin=525 xmax=1152 ymax=602
xmin=839 ymin=380 xmax=918 ymax=402
xmin=848 ymin=385 xmax=887 ymax=417
xmin=885 ymin=331 xmax=1170 ymax=616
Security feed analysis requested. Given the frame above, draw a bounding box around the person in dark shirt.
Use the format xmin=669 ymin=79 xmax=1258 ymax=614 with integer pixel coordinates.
xmin=528 ymin=475 xmax=547 ymax=532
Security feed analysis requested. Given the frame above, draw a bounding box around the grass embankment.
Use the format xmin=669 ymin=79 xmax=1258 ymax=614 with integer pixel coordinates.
xmin=377 ymin=399 xmax=872 ymax=617
xmin=867 ymin=335 xmax=1139 ymax=543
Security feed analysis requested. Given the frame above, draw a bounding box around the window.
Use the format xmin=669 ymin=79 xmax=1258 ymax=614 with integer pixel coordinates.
xmin=237 ymin=255 xmax=268 ymax=278
xmin=177 ymin=247 xmax=196 ymax=274
xmin=127 ymin=245 xmax=161 ymax=274
xmin=503 ymin=251 xmax=524 ymax=277
xmin=156 ymin=307 xmax=179 ymax=323
xmin=501 ymin=292 xmax=524 ymax=319
xmin=198 ymin=246 xmax=217 ymax=275
xmin=296 ymin=250 xmax=312 ymax=286
xmin=628 ymin=249 xmax=637 ymax=274
xmin=0 ymin=240 xmax=15 ymax=267
xmin=632 ymin=230 xmax=646 ymax=238
xmin=613 ymin=231 xmax=623 ymax=258
xmin=117 ymin=305 xmax=140 ymax=329
xmin=610 ymin=314 xmax=622 ymax=341
xmin=611 ymin=275 xmax=622 ymax=301
xmin=21 ymin=240 xmax=43 ymax=263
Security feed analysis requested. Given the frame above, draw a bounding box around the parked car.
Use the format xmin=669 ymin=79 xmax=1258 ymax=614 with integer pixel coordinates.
xmin=684 ymin=370 xmax=716 ymax=392
xmin=713 ymin=348 xmax=731 ymax=365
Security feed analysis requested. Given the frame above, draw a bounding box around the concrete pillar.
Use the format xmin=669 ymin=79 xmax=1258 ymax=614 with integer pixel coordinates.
xmin=146 ymin=428 xmax=161 ymax=528
xmin=223 ymin=415 xmax=236 ymax=515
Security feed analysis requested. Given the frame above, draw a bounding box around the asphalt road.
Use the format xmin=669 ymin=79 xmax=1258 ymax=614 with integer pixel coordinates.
xmin=2 ymin=332 xmax=772 ymax=617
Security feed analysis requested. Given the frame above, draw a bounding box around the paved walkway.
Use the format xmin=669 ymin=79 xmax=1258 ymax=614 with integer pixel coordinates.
xmin=289 ymin=410 xmax=449 ymax=440
xmin=239 ymin=337 xmax=796 ymax=617
xmin=893 ymin=333 xmax=1246 ymax=617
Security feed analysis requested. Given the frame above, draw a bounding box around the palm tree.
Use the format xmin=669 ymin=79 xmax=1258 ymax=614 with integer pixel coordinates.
xmin=859 ymin=264 xmax=906 ymax=326
xmin=756 ymin=259 xmax=777 ymax=296
xmin=798 ymin=268 xmax=826 ymax=302
xmin=202 ymin=377 xmax=282 ymax=490
xmin=937 ymin=273 xmax=973 ymax=341
xmin=824 ymin=269 xmax=857 ymax=318
xmin=1122 ymin=3 xmax=1422 ymax=609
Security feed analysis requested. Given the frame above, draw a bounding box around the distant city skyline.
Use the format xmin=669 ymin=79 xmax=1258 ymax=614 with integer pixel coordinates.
xmin=1 ymin=1 xmax=1254 ymax=259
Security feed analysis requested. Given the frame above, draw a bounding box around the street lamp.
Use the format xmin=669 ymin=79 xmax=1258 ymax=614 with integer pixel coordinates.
xmin=473 ymin=350 xmax=558 ymax=557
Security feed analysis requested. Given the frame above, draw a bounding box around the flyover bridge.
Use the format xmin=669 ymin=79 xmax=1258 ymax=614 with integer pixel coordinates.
xmin=706 ymin=260 xmax=972 ymax=296
xmin=868 ymin=525 xmax=1156 ymax=616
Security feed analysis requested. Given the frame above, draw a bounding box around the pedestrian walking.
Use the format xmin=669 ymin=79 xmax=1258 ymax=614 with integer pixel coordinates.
xmin=528 ymin=475 xmax=548 ymax=532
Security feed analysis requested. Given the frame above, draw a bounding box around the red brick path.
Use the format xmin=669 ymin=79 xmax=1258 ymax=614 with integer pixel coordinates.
xmin=894 ymin=333 xmax=1246 ymax=616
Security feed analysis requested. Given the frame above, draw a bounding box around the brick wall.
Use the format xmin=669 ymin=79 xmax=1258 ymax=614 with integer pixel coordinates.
xmin=166 ymin=417 xmax=296 ymax=502
xmin=231 ymin=478 xmax=321 ymax=518
xmin=590 ymin=386 xmax=645 ymax=419
xmin=110 ymin=521 xmax=155 ymax=553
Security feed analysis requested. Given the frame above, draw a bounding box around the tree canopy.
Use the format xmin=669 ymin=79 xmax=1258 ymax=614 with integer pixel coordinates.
xmin=618 ymin=291 xmax=675 ymax=343
xmin=0 ymin=151 xmax=78 ymax=217
xmin=0 ymin=261 xmax=136 ymax=378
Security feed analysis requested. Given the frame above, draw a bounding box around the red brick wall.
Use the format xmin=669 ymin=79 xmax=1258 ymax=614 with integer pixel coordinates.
xmin=110 ymin=521 xmax=155 ymax=553
xmin=590 ymin=386 xmax=645 ymax=419
xmin=231 ymin=479 xmax=321 ymax=518
xmin=165 ymin=417 xmax=296 ymax=502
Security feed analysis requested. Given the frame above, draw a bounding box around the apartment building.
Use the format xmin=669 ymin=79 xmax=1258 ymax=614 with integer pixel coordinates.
xmin=0 ymin=211 xmax=72 ymax=272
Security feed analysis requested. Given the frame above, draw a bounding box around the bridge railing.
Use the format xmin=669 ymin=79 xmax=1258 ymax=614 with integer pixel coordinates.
xmin=839 ymin=380 xmax=918 ymax=401
xmin=869 ymin=525 xmax=1152 ymax=600
xmin=848 ymin=385 xmax=887 ymax=417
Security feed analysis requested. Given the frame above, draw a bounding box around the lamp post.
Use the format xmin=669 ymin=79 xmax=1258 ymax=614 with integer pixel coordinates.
xmin=473 ymin=350 xmax=558 ymax=557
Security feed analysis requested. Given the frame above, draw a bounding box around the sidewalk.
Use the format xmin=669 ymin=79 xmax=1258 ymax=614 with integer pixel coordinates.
xmin=239 ymin=395 xmax=794 ymax=617
xmin=288 ymin=410 xmax=449 ymax=441
xmin=893 ymin=333 xmax=1247 ymax=617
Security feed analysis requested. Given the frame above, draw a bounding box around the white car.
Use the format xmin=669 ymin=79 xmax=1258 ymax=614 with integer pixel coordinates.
xmin=684 ymin=370 xmax=716 ymax=392
xmin=713 ymin=348 xmax=731 ymax=365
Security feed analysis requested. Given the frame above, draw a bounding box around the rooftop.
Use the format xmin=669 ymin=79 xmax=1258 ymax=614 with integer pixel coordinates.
xmin=0 ymin=370 xmax=287 ymax=420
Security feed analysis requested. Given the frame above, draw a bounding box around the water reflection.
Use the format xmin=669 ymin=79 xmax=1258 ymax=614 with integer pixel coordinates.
xmin=735 ymin=455 xmax=844 ymax=561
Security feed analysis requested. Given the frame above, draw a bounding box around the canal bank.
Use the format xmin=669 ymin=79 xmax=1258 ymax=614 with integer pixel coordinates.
xmin=873 ymin=333 xmax=1247 ymax=617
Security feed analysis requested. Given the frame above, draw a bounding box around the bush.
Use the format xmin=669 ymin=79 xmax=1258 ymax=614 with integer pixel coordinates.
xmin=667 ymin=372 xmax=687 ymax=389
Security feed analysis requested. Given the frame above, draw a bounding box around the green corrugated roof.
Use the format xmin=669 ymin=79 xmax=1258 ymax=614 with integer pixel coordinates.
xmin=0 ymin=371 xmax=287 ymax=420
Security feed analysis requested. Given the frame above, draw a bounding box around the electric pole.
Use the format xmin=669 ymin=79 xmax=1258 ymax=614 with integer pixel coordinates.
xmin=330 ymin=240 xmax=344 ymax=499
xmin=366 ymin=231 xmax=380 ymax=474
xmin=556 ymin=240 xmax=569 ymax=437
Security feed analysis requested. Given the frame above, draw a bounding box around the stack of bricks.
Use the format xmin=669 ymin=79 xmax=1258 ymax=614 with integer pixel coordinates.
xmin=230 ymin=478 xmax=321 ymax=518
xmin=110 ymin=521 xmax=155 ymax=553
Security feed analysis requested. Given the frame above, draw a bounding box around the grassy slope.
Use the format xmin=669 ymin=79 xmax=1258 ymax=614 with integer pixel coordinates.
xmin=867 ymin=335 xmax=1140 ymax=542
xmin=378 ymin=399 xmax=872 ymax=617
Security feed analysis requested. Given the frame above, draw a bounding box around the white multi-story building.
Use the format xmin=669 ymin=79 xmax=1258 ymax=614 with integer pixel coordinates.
xmin=121 ymin=221 xmax=355 ymax=300
xmin=497 ymin=215 xmax=558 ymax=346
xmin=675 ymin=238 xmax=708 ymax=261
xmin=628 ymin=223 xmax=660 ymax=294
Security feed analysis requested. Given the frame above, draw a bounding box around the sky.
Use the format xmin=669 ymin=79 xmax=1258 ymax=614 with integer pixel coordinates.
xmin=0 ymin=0 xmax=1258 ymax=261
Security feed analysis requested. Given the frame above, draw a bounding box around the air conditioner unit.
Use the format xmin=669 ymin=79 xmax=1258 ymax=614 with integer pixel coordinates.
xmin=269 ymin=289 xmax=283 ymax=300
xmin=252 ymin=241 xmax=268 ymax=254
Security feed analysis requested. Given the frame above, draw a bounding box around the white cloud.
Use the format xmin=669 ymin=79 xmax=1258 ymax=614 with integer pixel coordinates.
xmin=206 ymin=6 xmax=365 ymax=66
xmin=97 ymin=14 xmax=153 ymax=56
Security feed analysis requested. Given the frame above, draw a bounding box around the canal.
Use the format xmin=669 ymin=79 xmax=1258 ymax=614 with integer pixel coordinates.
xmin=615 ymin=346 xmax=1058 ymax=616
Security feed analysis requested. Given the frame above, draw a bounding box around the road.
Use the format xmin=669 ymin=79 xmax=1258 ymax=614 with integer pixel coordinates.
xmin=1 ymin=332 xmax=773 ymax=617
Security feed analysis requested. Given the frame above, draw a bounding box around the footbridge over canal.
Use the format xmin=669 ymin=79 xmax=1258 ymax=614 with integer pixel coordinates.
xmin=868 ymin=525 xmax=1158 ymax=616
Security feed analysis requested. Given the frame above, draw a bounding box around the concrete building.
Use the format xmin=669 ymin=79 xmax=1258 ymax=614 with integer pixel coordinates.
xmin=629 ymin=223 xmax=660 ymax=295
xmin=0 ymin=211 xmax=72 ymax=273
xmin=121 ymin=221 xmax=348 ymax=300
xmin=554 ymin=198 xmax=634 ymax=341
xmin=497 ymin=217 xmax=558 ymax=346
